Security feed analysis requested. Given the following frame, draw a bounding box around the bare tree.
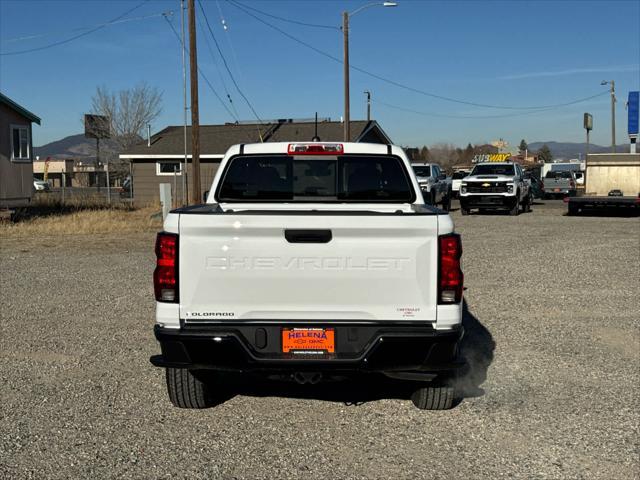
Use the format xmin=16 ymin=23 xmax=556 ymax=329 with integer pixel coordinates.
xmin=89 ymin=82 xmax=163 ymax=178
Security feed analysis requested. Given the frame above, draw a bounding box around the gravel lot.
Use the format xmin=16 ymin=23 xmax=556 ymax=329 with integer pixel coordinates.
xmin=1 ymin=200 xmax=638 ymax=479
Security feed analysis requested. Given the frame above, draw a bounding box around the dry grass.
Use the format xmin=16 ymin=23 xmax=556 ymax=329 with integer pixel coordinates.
xmin=1 ymin=206 xmax=162 ymax=237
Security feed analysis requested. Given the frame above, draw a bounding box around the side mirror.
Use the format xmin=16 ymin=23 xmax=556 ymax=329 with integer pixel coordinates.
xmin=202 ymin=190 xmax=209 ymax=203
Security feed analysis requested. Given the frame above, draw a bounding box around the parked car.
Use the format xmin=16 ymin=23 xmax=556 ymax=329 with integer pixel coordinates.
xmin=151 ymin=142 xmax=465 ymax=411
xmin=451 ymin=171 xmax=469 ymax=198
xmin=542 ymin=171 xmax=576 ymax=198
xmin=410 ymin=162 xmax=451 ymax=211
xmin=33 ymin=180 xmax=50 ymax=192
xmin=459 ymin=162 xmax=531 ymax=215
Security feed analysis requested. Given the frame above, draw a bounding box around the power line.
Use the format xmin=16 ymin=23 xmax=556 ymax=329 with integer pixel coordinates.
xmin=196 ymin=14 xmax=241 ymax=119
xmin=197 ymin=0 xmax=263 ymax=124
xmin=215 ymin=0 xmax=248 ymax=100
xmin=163 ymin=13 xmax=238 ymax=121
xmin=372 ymin=96 xmax=608 ymax=119
xmin=3 ymin=11 xmax=172 ymax=44
xmin=229 ymin=0 xmax=340 ymax=31
xmin=1 ymin=0 xmax=151 ymax=56
xmin=227 ymin=0 xmax=611 ymax=112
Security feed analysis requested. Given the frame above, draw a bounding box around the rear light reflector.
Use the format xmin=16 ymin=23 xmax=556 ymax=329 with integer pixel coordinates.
xmin=438 ymin=234 xmax=463 ymax=304
xmin=288 ymin=143 xmax=344 ymax=155
xmin=154 ymin=232 xmax=178 ymax=303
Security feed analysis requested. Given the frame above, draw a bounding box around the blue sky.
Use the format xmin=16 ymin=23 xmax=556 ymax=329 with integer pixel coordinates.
xmin=1 ymin=0 xmax=639 ymax=150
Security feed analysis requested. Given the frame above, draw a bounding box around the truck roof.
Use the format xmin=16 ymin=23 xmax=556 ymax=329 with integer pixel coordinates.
xmin=224 ymin=141 xmax=400 ymax=156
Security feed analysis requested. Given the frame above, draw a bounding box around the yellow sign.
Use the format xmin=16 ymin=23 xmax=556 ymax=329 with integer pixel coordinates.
xmin=473 ymin=153 xmax=512 ymax=163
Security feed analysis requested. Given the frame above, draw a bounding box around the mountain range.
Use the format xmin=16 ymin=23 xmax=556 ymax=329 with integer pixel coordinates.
xmin=34 ymin=133 xmax=119 ymax=160
xmin=527 ymin=142 xmax=629 ymax=159
xmin=34 ymin=133 xmax=631 ymax=161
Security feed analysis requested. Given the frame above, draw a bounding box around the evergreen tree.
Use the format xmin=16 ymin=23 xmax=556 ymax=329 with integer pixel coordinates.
xmin=419 ymin=146 xmax=429 ymax=161
xmin=538 ymin=144 xmax=553 ymax=163
xmin=519 ymin=139 xmax=528 ymax=153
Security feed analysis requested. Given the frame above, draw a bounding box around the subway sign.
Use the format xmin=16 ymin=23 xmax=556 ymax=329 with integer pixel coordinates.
xmin=472 ymin=153 xmax=511 ymax=163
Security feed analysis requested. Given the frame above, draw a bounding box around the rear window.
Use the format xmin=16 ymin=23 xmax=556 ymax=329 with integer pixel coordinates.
xmin=412 ymin=166 xmax=431 ymax=177
xmin=217 ymin=155 xmax=414 ymax=202
xmin=471 ymin=164 xmax=515 ymax=176
xmin=545 ymin=171 xmax=573 ymax=179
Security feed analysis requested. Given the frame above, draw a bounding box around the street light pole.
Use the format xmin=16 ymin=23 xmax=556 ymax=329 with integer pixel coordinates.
xmin=342 ymin=11 xmax=350 ymax=141
xmin=342 ymin=2 xmax=397 ymax=142
xmin=602 ymin=80 xmax=616 ymax=153
xmin=364 ymin=90 xmax=371 ymax=121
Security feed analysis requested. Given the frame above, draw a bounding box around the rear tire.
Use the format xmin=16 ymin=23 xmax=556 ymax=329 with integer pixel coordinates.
xmin=442 ymin=192 xmax=451 ymax=212
xmin=166 ymin=368 xmax=217 ymax=409
xmin=460 ymin=204 xmax=469 ymax=215
xmin=509 ymin=196 xmax=520 ymax=216
xmin=568 ymin=203 xmax=579 ymax=216
xmin=411 ymin=385 xmax=455 ymax=410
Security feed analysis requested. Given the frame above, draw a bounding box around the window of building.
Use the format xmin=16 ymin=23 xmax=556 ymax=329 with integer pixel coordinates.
xmin=10 ymin=125 xmax=30 ymax=161
xmin=156 ymin=161 xmax=183 ymax=176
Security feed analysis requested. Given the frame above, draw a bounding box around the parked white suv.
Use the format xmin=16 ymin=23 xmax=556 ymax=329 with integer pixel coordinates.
xmin=459 ymin=162 xmax=531 ymax=215
xmin=151 ymin=142 xmax=465 ymax=410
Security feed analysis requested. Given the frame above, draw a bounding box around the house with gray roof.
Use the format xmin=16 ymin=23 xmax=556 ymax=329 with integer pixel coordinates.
xmin=119 ymin=119 xmax=392 ymax=204
xmin=0 ymin=93 xmax=41 ymax=210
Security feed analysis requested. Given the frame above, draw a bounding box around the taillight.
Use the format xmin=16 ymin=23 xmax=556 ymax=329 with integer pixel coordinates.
xmin=541 ymin=181 xmax=545 ymax=191
xmin=438 ymin=234 xmax=463 ymax=304
xmin=288 ymin=143 xmax=344 ymax=155
xmin=569 ymin=181 xmax=575 ymax=188
xmin=154 ymin=232 xmax=178 ymax=302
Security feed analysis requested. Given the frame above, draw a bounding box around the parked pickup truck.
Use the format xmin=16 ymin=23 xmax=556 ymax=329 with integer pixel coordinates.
xmin=410 ymin=162 xmax=451 ymax=211
xmin=542 ymin=171 xmax=577 ymax=198
xmin=151 ymin=142 xmax=465 ymax=411
xmin=459 ymin=162 xmax=531 ymax=215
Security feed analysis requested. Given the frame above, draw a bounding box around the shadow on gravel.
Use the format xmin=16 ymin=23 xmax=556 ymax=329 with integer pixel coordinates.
xmin=454 ymin=301 xmax=495 ymax=399
xmin=212 ymin=301 xmax=495 ymax=408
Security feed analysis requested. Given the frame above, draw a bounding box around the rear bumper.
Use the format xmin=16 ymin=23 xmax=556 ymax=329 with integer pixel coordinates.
xmin=566 ymin=196 xmax=639 ymax=208
xmin=150 ymin=323 xmax=464 ymax=377
xmin=460 ymin=194 xmax=516 ymax=209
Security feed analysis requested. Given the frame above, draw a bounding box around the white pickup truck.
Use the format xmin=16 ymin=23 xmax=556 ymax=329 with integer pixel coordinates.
xmin=459 ymin=162 xmax=531 ymax=215
xmin=151 ymin=142 xmax=464 ymax=410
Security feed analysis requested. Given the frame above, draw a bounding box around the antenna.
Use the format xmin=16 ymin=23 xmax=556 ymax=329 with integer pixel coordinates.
xmin=311 ymin=112 xmax=321 ymax=141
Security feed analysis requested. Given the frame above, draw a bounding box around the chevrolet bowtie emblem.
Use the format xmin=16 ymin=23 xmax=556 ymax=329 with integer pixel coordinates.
xmin=482 ymin=183 xmax=491 ymax=187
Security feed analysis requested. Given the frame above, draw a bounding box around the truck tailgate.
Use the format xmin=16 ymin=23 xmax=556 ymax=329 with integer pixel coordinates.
xmin=178 ymin=212 xmax=440 ymax=323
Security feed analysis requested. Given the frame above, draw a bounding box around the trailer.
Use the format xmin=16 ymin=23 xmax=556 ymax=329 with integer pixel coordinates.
xmin=565 ymin=153 xmax=639 ymax=215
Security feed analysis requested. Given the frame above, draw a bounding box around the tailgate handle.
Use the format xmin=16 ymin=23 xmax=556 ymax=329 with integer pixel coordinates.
xmin=284 ymin=229 xmax=332 ymax=243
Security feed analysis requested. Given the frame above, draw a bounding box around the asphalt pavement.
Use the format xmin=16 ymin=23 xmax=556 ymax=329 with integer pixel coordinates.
xmin=1 ymin=200 xmax=638 ymax=479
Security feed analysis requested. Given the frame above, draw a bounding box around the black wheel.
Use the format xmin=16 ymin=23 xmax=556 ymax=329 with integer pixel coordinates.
xmin=441 ymin=192 xmax=451 ymax=212
xmin=411 ymin=385 xmax=455 ymax=410
xmin=524 ymin=193 xmax=532 ymax=213
xmin=460 ymin=204 xmax=469 ymax=215
xmin=568 ymin=203 xmax=579 ymax=216
xmin=509 ymin=195 xmax=520 ymax=216
xmin=165 ymin=368 xmax=217 ymax=409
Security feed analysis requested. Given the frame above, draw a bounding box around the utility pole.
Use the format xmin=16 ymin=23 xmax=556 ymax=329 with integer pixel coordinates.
xmin=602 ymin=80 xmax=616 ymax=152
xmin=180 ymin=0 xmax=188 ymax=205
xmin=342 ymin=11 xmax=350 ymax=142
xmin=610 ymin=80 xmax=616 ymax=153
xmin=188 ymin=0 xmax=201 ymax=204
xmin=364 ymin=90 xmax=371 ymax=121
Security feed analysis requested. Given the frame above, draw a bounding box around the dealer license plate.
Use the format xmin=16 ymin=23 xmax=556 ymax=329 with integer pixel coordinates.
xmin=282 ymin=328 xmax=335 ymax=354
xmin=554 ymin=188 xmax=560 ymax=192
